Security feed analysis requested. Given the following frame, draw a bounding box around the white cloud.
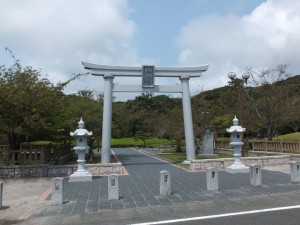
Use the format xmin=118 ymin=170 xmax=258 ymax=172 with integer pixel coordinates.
xmin=0 ymin=0 xmax=141 ymax=97
xmin=177 ymin=0 xmax=300 ymax=91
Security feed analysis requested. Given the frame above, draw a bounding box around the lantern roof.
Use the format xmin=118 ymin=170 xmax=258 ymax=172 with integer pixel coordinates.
xmin=226 ymin=116 xmax=246 ymax=133
xmin=70 ymin=118 xmax=93 ymax=137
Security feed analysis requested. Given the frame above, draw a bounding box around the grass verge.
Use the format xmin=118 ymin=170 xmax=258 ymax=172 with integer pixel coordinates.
xmin=159 ymin=153 xmax=232 ymax=163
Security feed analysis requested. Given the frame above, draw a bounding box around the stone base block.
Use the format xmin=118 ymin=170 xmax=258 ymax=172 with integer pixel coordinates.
xmin=225 ymin=164 xmax=250 ymax=174
xmin=182 ymin=160 xmax=191 ymax=165
xmin=69 ymin=171 xmax=92 ymax=182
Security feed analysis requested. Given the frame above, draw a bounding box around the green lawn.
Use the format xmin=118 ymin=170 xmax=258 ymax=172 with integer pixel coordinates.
xmin=159 ymin=153 xmax=232 ymax=163
xmin=111 ymin=137 xmax=174 ymax=148
xmin=21 ymin=141 xmax=58 ymax=145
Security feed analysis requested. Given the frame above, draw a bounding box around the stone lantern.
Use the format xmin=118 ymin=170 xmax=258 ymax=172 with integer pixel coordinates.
xmin=225 ymin=116 xmax=249 ymax=174
xmin=69 ymin=118 xmax=93 ymax=182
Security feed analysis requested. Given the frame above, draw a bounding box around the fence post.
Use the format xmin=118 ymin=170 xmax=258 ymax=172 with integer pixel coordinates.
xmin=108 ymin=174 xmax=119 ymax=200
xmin=250 ymin=165 xmax=262 ymax=187
xmin=290 ymin=161 xmax=300 ymax=183
xmin=206 ymin=167 xmax=218 ymax=191
xmin=280 ymin=139 xmax=284 ymax=152
xmin=160 ymin=170 xmax=171 ymax=195
xmin=51 ymin=177 xmax=63 ymax=205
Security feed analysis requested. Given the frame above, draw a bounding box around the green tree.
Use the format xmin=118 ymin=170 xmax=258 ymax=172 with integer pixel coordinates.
xmin=0 ymin=61 xmax=64 ymax=149
xmin=0 ymin=49 xmax=86 ymax=149
xmin=211 ymin=114 xmax=233 ymax=138
xmin=62 ymin=93 xmax=103 ymax=149
xmin=245 ymin=65 xmax=299 ymax=140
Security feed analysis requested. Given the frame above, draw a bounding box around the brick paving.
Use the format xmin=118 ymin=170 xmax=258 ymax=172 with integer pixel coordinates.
xmin=31 ymin=148 xmax=300 ymax=218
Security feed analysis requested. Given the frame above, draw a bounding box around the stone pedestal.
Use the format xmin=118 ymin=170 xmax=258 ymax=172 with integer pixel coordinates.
xmin=160 ymin=170 xmax=171 ymax=195
xmin=51 ymin=178 xmax=63 ymax=205
xmin=225 ymin=164 xmax=249 ymax=173
xmin=250 ymin=165 xmax=262 ymax=187
xmin=206 ymin=167 xmax=218 ymax=191
xmin=69 ymin=171 xmax=92 ymax=182
xmin=69 ymin=147 xmax=92 ymax=182
xmin=290 ymin=161 xmax=300 ymax=183
xmin=108 ymin=174 xmax=119 ymax=200
xmin=0 ymin=181 xmax=3 ymax=210
xmin=225 ymin=146 xmax=249 ymax=174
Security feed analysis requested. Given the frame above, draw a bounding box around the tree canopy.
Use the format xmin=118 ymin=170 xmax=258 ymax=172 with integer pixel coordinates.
xmin=1 ymin=55 xmax=299 ymax=149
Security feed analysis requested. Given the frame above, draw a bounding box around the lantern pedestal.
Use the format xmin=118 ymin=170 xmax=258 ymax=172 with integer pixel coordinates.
xmin=226 ymin=163 xmax=249 ymax=174
xmin=69 ymin=147 xmax=92 ymax=182
xmin=69 ymin=172 xmax=92 ymax=182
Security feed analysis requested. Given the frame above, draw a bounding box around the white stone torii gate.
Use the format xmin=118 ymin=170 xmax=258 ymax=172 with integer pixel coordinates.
xmin=82 ymin=62 xmax=209 ymax=163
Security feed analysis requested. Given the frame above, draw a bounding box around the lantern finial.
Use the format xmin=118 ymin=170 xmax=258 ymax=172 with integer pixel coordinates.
xmin=233 ymin=116 xmax=239 ymax=126
xmin=78 ymin=117 xmax=84 ymax=129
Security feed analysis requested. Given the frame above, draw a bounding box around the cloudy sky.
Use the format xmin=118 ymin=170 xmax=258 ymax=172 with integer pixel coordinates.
xmin=1 ymin=0 xmax=299 ymax=101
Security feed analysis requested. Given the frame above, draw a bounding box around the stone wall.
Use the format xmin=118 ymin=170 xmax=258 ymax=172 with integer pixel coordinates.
xmin=0 ymin=163 xmax=126 ymax=178
xmin=190 ymin=155 xmax=290 ymax=172
xmin=249 ymin=151 xmax=300 ymax=161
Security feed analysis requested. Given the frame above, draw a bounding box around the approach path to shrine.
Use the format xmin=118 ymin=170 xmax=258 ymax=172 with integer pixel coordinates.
xmin=1 ymin=148 xmax=300 ymax=225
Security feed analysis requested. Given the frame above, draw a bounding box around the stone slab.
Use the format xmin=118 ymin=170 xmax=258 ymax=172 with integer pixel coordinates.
xmin=69 ymin=171 xmax=92 ymax=182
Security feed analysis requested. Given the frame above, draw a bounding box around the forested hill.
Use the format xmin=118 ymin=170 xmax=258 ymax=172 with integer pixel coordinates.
xmin=0 ymin=61 xmax=299 ymax=149
xmin=191 ymin=74 xmax=300 ymax=138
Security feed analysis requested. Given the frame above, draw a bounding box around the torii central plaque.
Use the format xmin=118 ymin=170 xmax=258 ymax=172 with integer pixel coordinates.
xmin=142 ymin=66 xmax=155 ymax=88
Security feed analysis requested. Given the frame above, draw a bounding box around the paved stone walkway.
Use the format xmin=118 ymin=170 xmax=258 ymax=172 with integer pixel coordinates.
xmin=29 ymin=148 xmax=300 ymax=219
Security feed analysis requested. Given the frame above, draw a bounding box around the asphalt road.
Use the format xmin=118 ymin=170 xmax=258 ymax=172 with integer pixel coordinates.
xmin=133 ymin=207 xmax=300 ymax=225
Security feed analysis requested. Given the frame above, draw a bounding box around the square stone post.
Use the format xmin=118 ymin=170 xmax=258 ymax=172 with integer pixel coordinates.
xmin=0 ymin=181 xmax=3 ymax=210
xmin=290 ymin=161 xmax=300 ymax=183
xmin=160 ymin=170 xmax=171 ymax=195
xmin=250 ymin=165 xmax=262 ymax=187
xmin=101 ymin=74 xmax=115 ymax=163
xmin=108 ymin=174 xmax=119 ymax=200
xmin=51 ymin=177 xmax=63 ymax=205
xmin=206 ymin=167 xmax=218 ymax=191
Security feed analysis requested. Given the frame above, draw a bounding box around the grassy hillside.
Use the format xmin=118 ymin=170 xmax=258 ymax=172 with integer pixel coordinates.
xmin=273 ymin=132 xmax=300 ymax=141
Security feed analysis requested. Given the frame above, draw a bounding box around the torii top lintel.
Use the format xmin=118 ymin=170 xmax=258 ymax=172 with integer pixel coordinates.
xmin=82 ymin=62 xmax=209 ymax=77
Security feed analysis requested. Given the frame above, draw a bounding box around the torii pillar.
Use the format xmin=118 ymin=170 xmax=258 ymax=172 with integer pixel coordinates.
xmin=82 ymin=62 xmax=209 ymax=163
xmin=102 ymin=74 xmax=114 ymax=163
xmin=180 ymin=75 xmax=195 ymax=161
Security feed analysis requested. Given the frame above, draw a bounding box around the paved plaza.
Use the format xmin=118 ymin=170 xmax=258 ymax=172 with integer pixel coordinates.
xmin=1 ymin=148 xmax=300 ymax=225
